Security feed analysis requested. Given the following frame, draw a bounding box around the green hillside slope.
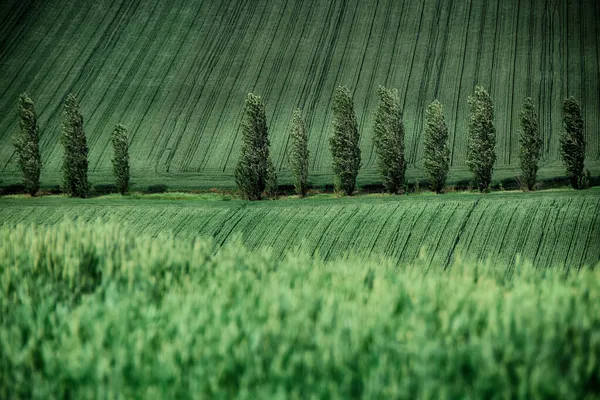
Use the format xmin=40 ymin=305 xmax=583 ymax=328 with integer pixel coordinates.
xmin=0 ymin=0 xmax=599 ymax=189
xmin=1 ymin=190 xmax=598 ymax=269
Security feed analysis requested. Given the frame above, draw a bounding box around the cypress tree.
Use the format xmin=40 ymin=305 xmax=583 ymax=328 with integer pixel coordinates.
xmin=61 ymin=94 xmax=89 ymax=198
xmin=373 ymin=86 xmax=406 ymax=194
xmin=560 ymin=96 xmax=586 ymax=189
xmin=14 ymin=94 xmax=41 ymax=196
xmin=423 ymin=100 xmax=450 ymax=193
xmin=289 ymin=108 xmax=309 ymax=197
xmin=466 ymin=86 xmax=496 ymax=192
xmin=330 ymin=86 xmax=361 ymax=195
xmin=234 ymin=93 xmax=271 ymax=200
xmin=518 ymin=98 xmax=542 ymax=191
xmin=111 ymin=124 xmax=130 ymax=195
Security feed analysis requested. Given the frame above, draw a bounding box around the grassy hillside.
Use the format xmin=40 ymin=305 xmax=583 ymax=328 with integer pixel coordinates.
xmin=0 ymin=0 xmax=599 ymax=189
xmin=1 ymin=190 xmax=599 ymax=269
xmin=2 ymin=221 xmax=599 ymax=398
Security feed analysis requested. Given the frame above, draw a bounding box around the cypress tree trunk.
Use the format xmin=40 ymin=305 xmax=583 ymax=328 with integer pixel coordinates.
xmin=111 ymin=124 xmax=130 ymax=195
xmin=518 ymin=98 xmax=542 ymax=191
xmin=234 ymin=93 xmax=271 ymax=200
xmin=466 ymin=86 xmax=496 ymax=192
xmin=423 ymin=100 xmax=450 ymax=193
xmin=61 ymin=94 xmax=89 ymax=198
xmin=330 ymin=86 xmax=361 ymax=195
xmin=14 ymin=94 xmax=41 ymax=196
xmin=373 ymin=86 xmax=406 ymax=194
xmin=560 ymin=96 xmax=586 ymax=190
xmin=289 ymin=109 xmax=309 ymax=197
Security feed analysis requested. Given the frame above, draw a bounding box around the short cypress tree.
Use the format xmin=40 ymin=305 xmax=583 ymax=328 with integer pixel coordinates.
xmin=234 ymin=93 xmax=271 ymax=200
xmin=373 ymin=86 xmax=406 ymax=194
xmin=466 ymin=86 xmax=496 ymax=192
xmin=14 ymin=94 xmax=41 ymax=196
xmin=423 ymin=100 xmax=450 ymax=193
xmin=518 ymin=98 xmax=542 ymax=191
xmin=560 ymin=96 xmax=586 ymax=190
xmin=111 ymin=124 xmax=130 ymax=195
xmin=265 ymin=156 xmax=278 ymax=199
xmin=61 ymin=94 xmax=89 ymax=198
xmin=330 ymin=86 xmax=361 ymax=195
xmin=289 ymin=109 xmax=309 ymax=197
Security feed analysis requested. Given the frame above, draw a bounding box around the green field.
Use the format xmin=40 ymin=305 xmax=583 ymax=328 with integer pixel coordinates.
xmin=1 ymin=0 xmax=599 ymax=190
xmin=2 ymin=190 xmax=599 ymax=269
xmin=2 ymin=221 xmax=599 ymax=398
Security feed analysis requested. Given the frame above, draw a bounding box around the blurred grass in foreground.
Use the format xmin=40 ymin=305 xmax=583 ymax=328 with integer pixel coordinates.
xmin=1 ymin=221 xmax=599 ymax=399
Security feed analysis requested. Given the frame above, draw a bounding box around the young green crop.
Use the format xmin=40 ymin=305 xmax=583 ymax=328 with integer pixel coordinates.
xmin=1 ymin=220 xmax=598 ymax=398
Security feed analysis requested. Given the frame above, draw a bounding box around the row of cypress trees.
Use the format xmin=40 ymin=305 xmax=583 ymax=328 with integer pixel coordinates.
xmin=14 ymin=89 xmax=588 ymax=199
xmin=14 ymin=93 xmax=130 ymax=197
xmin=235 ymin=85 xmax=588 ymax=199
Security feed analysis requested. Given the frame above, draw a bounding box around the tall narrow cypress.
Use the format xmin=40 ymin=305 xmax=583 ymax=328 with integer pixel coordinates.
xmin=289 ymin=109 xmax=309 ymax=197
xmin=14 ymin=94 xmax=41 ymax=196
xmin=111 ymin=124 xmax=130 ymax=195
xmin=373 ymin=86 xmax=406 ymax=194
xmin=61 ymin=94 xmax=89 ymax=197
xmin=466 ymin=86 xmax=496 ymax=192
xmin=234 ymin=93 xmax=271 ymax=200
xmin=423 ymin=100 xmax=450 ymax=193
xmin=518 ymin=98 xmax=542 ymax=191
xmin=330 ymin=86 xmax=361 ymax=195
xmin=560 ymin=96 xmax=586 ymax=189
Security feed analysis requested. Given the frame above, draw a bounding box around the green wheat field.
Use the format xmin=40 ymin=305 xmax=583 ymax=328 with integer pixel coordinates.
xmin=1 ymin=0 xmax=600 ymax=397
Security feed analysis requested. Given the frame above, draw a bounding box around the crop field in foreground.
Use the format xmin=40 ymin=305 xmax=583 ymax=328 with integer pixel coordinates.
xmin=1 ymin=0 xmax=599 ymax=189
xmin=1 ymin=190 xmax=599 ymax=270
xmin=1 ymin=221 xmax=599 ymax=398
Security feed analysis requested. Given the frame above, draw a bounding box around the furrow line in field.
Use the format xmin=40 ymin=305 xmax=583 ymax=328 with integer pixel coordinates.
xmin=121 ymin=1 xmax=197 ymax=173
xmin=432 ymin=0 xmax=453 ymax=99
xmin=251 ymin=0 xmax=291 ymax=100
xmin=472 ymin=0 xmax=487 ymax=89
xmin=443 ymin=199 xmax=479 ymax=269
xmin=450 ymin=0 xmax=473 ymax=166
xmin=321 ymin=206 xmax=359 ymax=261
xmin=507 ymin=0 xmax=521 ymax=165
xmin=400 ymin=0 xmax=426 ymax=118
xmin=580 ymin=197 xmax=600 ymax=268
xmin=548 ymin=197 xmax=572 ymax=266
xmin=0 ymin=0 xmax=45 ymax=63
xmin=394 ymin=203 xmax=427 ymax=263
xmin=261 ymin=206 xmax=304 ymax=258
xmin=310 ymin=0 xmax=355 ymax=170
xmin=0 ymin=1 xmax=88 ymax=171
xmin=531 ymin=199 xmax=554 ymax=266
xmin=353 ymin=0 xmax=381 ymax=141
xmin=310 ymin=206 xmax=344 ymax=259
xmin=237 ymin=208 xmax=272 ymax=250
xmin=0 ymin=0 xmax=69 ymax=103
xmin=411 ymin=0 xmax=444 ymax=165
xmin=493 ymin=201 xmax=519 ymax=266
xmin=32 ymin=0 xmax=117 ymax=121
xmin=143 ymin=0 xmax=232 ymax=168
xmin=105 ymin=0 xmax=204 ymax=173
xmin=562 ymin=198 xmax=585 ymax=272
xmin=88 ymin=0 xmax=161 ymax=152
xmin=76 ymin=0 xmax=144 ymax=158
xmin=215 ymin=2 xmax=275 ymax=172
xmin=366 ymin=203 xmax=401 ymax=258
xmin=197 ymin=1 xmax=268 ymax=172
xmin=425 ymin=203 xmax=458 ymax=271
xmin=273 ymin=0 xmax=319 ymax=170
xmin=295 ymin=0 xmax=336 ymax=136
xmin=210 ymin=204 xmax=245 ymax=240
